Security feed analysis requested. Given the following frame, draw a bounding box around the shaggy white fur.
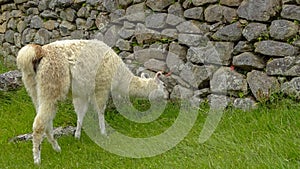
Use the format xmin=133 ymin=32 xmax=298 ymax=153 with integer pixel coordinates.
xmin=16 ymin=39 xmax=168 ymax=164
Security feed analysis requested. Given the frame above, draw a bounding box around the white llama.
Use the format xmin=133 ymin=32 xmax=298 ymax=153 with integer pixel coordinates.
xmin=16 ymin=39 xmax=168 ymax=164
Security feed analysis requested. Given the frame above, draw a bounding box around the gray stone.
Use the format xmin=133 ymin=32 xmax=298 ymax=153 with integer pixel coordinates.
xmin=95 ymin=13 xmax=110 ymax=31
xmin=14 ymin=0 xmax=27 ymax=3
xmin=204 ymin=5 xmax=237 ymax=23
xmin=7 ymin=18 xmax=17 ymax=30
xmin=126 ymin=2 xmax=146 ymax=22
xmin=182 ymin=0 xmax=193 ymax=9
xmin=4 ymin=29 xmax=14 ymax=44
xmin=194 ymin=88 xmax=211 ymax=98
xmin=281 ymin=77 xmax=300 ymax=99
xmin=118 ymin=0 xmax=133 ymax=7
xmin=212 ymin=22 xmax=242 ymax=41
xmin=255 ymin=40 xmax=299 ymax=57
xmin=144 ymin=59 xmax=167 ymax=72
xmin=237 ymin=0 xmax=281 ymax=21
xmin=34 ymin=28 xmax=51 ymax=45
xmin=170 ymin=74 xmax=191 ymax=88
xmin=0 ymin=22 xmax=7 ymax=34
xmin=179 ymin=62 xmax=212 ymax=88
xmin=168 ymin=42 xmax=187 ymax=61
xmin=176 ymin=21 xmax=204 ymax=34
xmin=1 ymin=3 xmax=16 ymax=11
xmin=170 ymin=85 xmax=194 ymax=99
xmin=109 ymin=9 xmax=126 ymax=22
xmin=116 ymin=39 xmax=131 ymax=51
xmin=233 ymin=52 xmax=265 ymax=70
xmin=21 ymin=28 xmax=36 ymax=45
xmin=222 ymin=6 xmax=238 ymax=23
xmin=40 ymin=10 xmax=59 ymax=19
xmin=204 ymin=5 xmax=223 ymax=22
xmin=38 ymin=0 xmax=51 ymax=11
xmin=26 ymin=8 xmax=39 ymax=15
xmin=220 ymin=0 xmax=242 ymax=6
xmin=134 ymin=48 xmax=167 ymax=63
xmin=210 ymin=67 xmax=247 ymax=96
xmin=71 ymin=30 xmax=88 ymax=39
xmin=118 ymin=28 xmax=134 ymax=39
xmin=0 ymin=70 xmax=22 ymax=91
xmin=161 ymin=29 xmax=178 ymax=40
xmin=146 ymin=0 xmax=173 ymax=11
xmin=59 ymin=21 xmax=76 ymax=36
xmin=270 ymin=20 xmax=299 ymax=40
xmin=166 ymin=14 xmax=186 ymax=26
xmin=208 ymin=94 xmax=231 ymax=110
xmin=55 ymin=0 xmax=74 ymax=8
xmin=168 ymin=2 xmax=184 ymax=17
xmin=16 ymin=20 xmax=27 ymax=33
xmin=103 ymin=25 xmax=120 ymax=47
xmin=242 ymin=22 xmax=268 ymax=41
xmin=10 ymin=10 xmax=23 ymax=18
xmin=0 ymin=34 xmax=4 ymax=44
xmin=233 ymin=41 xmax=254 ymax=55
xmin=178 ymin=34 xmax=209 ymax=47
xmin=60 ymin=8 xmax=76 ymax=22
xmin=134 ymin=23 xmax=161 ymax=44
xmin=43 ymin=20 xmax=57 ymax=30
xmin=192 ymin=0 xmax=217 ymax=6
xmin=30 ymin=15 xmax=43 ymax=29
xmin=183 ymin=7 xmax=204 ymax=20
xmin=187 ymin=41 xmax=234 ymax=65
xmin=76 ymin=18 xmax=87 ymax=30
xmin=281 ymin=5 xmax=300 ymax=21
xmin=14 ymin=33 xmax=21 ymax=48
xmin=87 ymin=0 xmax=101 ymax=6
xmin=266 ymin=56 xmax=300 ymax=76
xmin=145 ymin=13 xmax=167 ymax=29
xmin=247 ymin=70 xmax=280 ymax=102
xmin=90 ymin=32 xmax=104 ymax=41
xmin=77 ymin=7 xmax=88 ymax=18
xmin=233 ymin=98 xmax=257 ymax=111
xmin=166 ymin=52 xmax=185 ymax=75
xmin=103 ymin=0 xmax=117 ymax=12
xmin=282 ymin=0 xmax=295 ymax=4
xmin=294 ymin=39 xmax=300 ymax=48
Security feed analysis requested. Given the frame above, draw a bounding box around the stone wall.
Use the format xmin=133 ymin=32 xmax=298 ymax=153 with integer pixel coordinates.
xmin=0 ymin=0 xmax=300 ymax=110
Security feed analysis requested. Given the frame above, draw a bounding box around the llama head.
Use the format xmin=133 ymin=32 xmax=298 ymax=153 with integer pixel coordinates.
xmin=140 ymin=71 xmax=169 ymax=99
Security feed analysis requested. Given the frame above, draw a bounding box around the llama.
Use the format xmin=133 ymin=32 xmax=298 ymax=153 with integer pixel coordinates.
xmin=16 ymin=39 xmax=168 ymax=164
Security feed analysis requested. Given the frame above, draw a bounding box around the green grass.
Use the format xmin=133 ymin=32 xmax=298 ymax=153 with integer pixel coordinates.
xmin=0 ymin=87 xmax=299 ymax=169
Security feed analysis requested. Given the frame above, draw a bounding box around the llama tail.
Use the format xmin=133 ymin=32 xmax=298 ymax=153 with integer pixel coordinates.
xmin=16 ymin=44 xmax=44 ymax=74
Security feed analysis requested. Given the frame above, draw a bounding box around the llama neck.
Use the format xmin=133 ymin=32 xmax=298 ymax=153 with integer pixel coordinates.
xmin=129 ymin=76 xmax=156 ymax=98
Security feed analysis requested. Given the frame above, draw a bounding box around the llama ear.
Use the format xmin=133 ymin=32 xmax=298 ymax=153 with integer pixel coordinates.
xmin=155 ymin=71 xmax=163 ymax=78
xmin=154 ymin=71 xmax=163 ymax=83
xmin=141 ymin=72 xmax=150 ymax=79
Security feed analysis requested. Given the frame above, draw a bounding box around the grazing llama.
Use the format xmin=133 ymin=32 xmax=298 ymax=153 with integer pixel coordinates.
xmin=16 ymin=39 xmax=168 ymax=164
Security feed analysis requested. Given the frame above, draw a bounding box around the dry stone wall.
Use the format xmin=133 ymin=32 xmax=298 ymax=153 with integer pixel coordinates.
xmin=0 ymin=0 xmax=300 ymax=110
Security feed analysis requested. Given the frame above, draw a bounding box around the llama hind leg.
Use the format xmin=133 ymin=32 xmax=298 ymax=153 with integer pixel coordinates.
xmin=45 ymin=120 xmax=61 ymax=152
xmin=32 ymin=102 xmax=57 ymax=164
xmin=73 ymin=97 xmax=88 ymax=139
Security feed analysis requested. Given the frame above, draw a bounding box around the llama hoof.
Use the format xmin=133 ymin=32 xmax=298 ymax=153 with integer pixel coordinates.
xmin=53 ymin=145 xmax=61 ymax=152
xmin=34 ymin=157 xmax=41 ymax=165
xmin=74 ymin=132 xmax=81 ymax=140
xmin=101 ymin=131 xmax=108 ymax=137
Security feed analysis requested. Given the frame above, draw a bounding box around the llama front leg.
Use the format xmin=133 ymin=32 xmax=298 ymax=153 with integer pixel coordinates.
xmin=73 ymin=97 xmax=88 ymax=139
xmin=93 ymin=92 xmax=108 ymax=136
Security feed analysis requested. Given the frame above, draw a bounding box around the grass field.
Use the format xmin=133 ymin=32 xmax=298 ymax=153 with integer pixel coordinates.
xmin=0 ymin=66 xmax=300 ymax=168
